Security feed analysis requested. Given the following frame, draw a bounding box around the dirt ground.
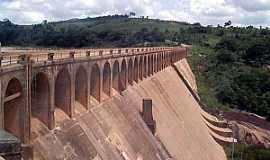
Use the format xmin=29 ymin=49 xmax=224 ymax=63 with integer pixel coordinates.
xmin=223 ymin=111 xmax=270 ymax=148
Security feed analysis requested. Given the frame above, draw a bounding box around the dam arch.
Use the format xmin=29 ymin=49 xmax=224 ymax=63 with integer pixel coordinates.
xmin=163 ymin=53 xmax=165 ymax=68
xmin=4 ymin=78 xmax=24 ymax=140
xmin=157 ymin=54 xmax=160 ymax=71
xmin=143 ymin=56 xmax=147 ymax=78
xmin=151 ymin=54 xmax=154 ymax=74
xmin=120 ymin=59 xmax=127 ymax=92
xmin=128 ymin=58 xmax=133 ymax=85
xmin=153 ymin=54 xmax=156 ymax=73
xmin=31 ymin=72 xmax=50 ymax=129
xmin=113 ymin=61 xmax=120 ymax=92
xmin=148 ymin=56 xmax=151 ymax=76
xmin=134 ymin=57 xmax=139 ymax=83
xmin=75 ymin=66 xmax=88 ymax=109
xmin=139 ymin=57 xmax=143 ymax=80
xmin=55 ymin=68 xmax=72 ymax=117
xmin=156 ymin=54 xmax=158 ymax=72
xmin=103 ymin=62 xmax=111 ymax=96
xmin=90 ymin=64 xmax=101 ymax=102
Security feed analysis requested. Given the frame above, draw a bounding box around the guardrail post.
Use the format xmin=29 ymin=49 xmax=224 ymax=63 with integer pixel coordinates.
xmin=118 ymin=49 xmax=121 ymax=54
xmin=18 ymin=54 xmax=30 ymax=64
xmin=69 ymin=51 xmax=75 ymax=59
xmin=110 ymin=50 xmax=113 ymax=55
xmin=86 ymin=51 xmax=91 ymax=57
xmin=99 ymin=50 xmax=103 ymax=56
xmin=48 ymin=53 xmax=54 ymax=61
xmin=0 ymin=55 xmax=3 ymax=66
xmin=125 ymin=49 xmax=128 ymax=53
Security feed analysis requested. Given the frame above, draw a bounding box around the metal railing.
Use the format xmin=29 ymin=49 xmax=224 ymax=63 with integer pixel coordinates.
xmin=0 ymin=47 xmax=175 ymax=67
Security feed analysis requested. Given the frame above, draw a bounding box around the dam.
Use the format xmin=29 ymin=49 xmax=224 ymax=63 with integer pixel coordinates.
xmin=0 ymin=46 xmax=231 ymax=159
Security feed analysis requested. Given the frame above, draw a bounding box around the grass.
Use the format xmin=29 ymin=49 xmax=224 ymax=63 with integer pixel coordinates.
xmin=187 ymin=45 xmax=230 ymax=111
xmin=224 ymin=144 xmax=270 ymax=160
xmin=207 ymin=35 xmax=221 ymax=47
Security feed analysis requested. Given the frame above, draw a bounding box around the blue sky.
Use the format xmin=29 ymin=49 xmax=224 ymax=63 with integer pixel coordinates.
xmin=1 ymin=0 xmax=270 ymax=26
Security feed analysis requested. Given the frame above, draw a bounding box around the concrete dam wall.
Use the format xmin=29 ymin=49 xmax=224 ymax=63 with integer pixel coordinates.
xmin=31 ymin=60 xmax=227 ymax=160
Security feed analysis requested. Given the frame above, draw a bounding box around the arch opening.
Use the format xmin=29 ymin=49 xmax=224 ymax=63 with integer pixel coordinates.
xmin=159 ymin=54 xmax=162 ymax=71
xmin=148 ymin=56 xmax=151 ymax=76
xmin=163 ymin=53 xmax=166 ymax=68
xmin=165 ymin=54 xmax=168 ymax=67
xmin=139 ymin=57 xmax=143 ymax=80
xmin=154 ymin=55 xmax=157 ymax=73
xmin=90 ymin=64 xmax=101 ymax=102
xmin=75 ymin=66 xmax=88 ymax=109
xmin=4 ymin=78 xmax=23 ymax=140
xmin=113 ymin=61 xmax=120 ymax=92
xmin=31 ymin=73 xmax=50 ymax=130
xmin=157 ymin=54 xmax=160 ymax=71
xmin=143 ymin=56 xmax=147 ymax=78
xmin=120 ymin=60 xmax=127 ymax=92
xmin=128 ymin=59 xmax=133 ymax=85
xmin=134 ymin=58 xmax=139 ymax=83
xmin=151 ymin=55 xmax=154 ymax=74
xmin=55 ymin=68 xmax=71 ymax=117
xmin=103 ymin=62 xmax=111 ymax=96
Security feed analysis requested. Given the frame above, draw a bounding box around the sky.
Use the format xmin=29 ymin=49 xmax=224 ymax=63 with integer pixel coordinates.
xmin=1 ymin=0 xmax=270 ymax=26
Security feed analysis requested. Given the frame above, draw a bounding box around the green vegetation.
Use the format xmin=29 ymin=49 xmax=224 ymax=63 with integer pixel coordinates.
xmin=224 ymin=144 xmax=270 ymax=160
xmin=187 ymin=25 xmax=270 ymax=159
xmin=188 ymin=45 xmax=230 ymax=110
xmin=188 ymin=25 xmax=270 ymax=120
xmin=0 ymin=15 xmax=197 ymax=48
xmin=1 ymin=14 xmax=270 ymax=160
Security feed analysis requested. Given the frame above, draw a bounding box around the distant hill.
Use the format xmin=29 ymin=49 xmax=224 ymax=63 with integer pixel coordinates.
xmin=38 ymin=15 xmax=192 ymax=32
xmin=0 ymin=15 xmax=202 ymax=47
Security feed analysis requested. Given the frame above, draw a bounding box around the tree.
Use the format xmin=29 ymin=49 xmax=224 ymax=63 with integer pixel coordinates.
xmin=129 ymin=12 xmax=136 ymax=17
xmin=224 ymin=20 xmax=232 ymax=27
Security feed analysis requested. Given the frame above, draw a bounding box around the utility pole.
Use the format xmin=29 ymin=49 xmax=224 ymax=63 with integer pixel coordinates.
xmin=232 ymin=138 xmax=235 ymax=160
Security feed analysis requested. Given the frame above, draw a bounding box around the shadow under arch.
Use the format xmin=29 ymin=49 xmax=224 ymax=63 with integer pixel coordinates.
xmin=148 ymin=56 xmax=152 ymax=76
xmin=113 ymin=60 xmax=120 ymax=92
xmin=75 ymin=66 xmax=88 ymax=109
xmin=55 ymin=68 xmax=71 ymax=117
xmin=31 ymin=72 xmax=51 ymax=129
xmin=143 ymin=56 xmax=147 ymax=78
xmin=139 ymin=57 xmax=143 ymax=80
xmin=90 ymin=63 xmax=101 ymax=102
xmin=103 ymin=62 xmax=111 ymax=96
xmin=133 ymin=57 xmax=139 ymax=83
xmin=128 ymin=58 xmax=133 ymax=85
xmin=120 ymin=59 xmax=127 ymax=92
xmin=151 ymin=54 xmax=154 ymax=74
xmin=4 ymin=78 xmax=24 ymax=140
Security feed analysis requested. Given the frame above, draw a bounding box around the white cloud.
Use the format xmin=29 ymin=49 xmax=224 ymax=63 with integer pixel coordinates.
xmin=227 ymin=0 xmax=270 ymax=12
xmin=0 ymin=0 xmax=269 ymax=26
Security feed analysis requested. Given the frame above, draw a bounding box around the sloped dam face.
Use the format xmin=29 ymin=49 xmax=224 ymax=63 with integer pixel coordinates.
xmin=32 ymin=61 xmax=227 ymax=160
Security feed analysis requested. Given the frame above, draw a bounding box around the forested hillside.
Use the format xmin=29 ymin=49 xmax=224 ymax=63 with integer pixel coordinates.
xmin=188 ymin=26 xmax=270 ymax=121
xmin=0 ymin=15 xmax=203 ymax=48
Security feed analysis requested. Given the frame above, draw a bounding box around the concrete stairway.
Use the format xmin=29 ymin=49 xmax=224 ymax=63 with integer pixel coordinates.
xmin=172 ymin=61 xmax=234 ymax=145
